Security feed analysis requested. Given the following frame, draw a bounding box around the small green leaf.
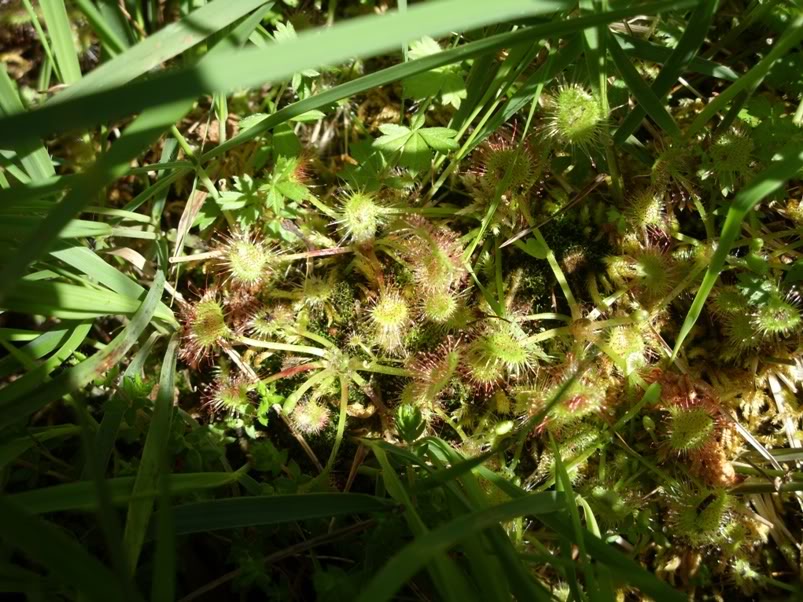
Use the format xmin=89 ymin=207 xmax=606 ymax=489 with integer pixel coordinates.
xmin=418 ymin=127 xmax=459 ymax=152
xmin=374 ymin=124 xmax=414 ymax=153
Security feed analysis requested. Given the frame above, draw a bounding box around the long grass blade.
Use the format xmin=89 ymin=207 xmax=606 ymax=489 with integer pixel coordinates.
xmin=10 ymin=471 xmax=243 ymax=514
xmin=355 ymin=492 xmax=563 ymax=602
xmin=0 ymin=0 xmax=697 ymax=147
xmin=0 ymin=270 xmax=166 ymax=430
xmin=0 ymin=67 xmax=54 ymax=182
xmin=672 ymin=148 xmax=803 ymax=356
xmin=0 ymin=497 xmax=142 ymax=602
xmin=608 ymin=33 xmax=682 ymax=140
xmin=122 ymin=334 xmax=179 ymax=572
xmin=685 ymin=15 xmax=803 ymax=137
xmin=613 ymin=0 xmax=718 ymax=143
xmin=39 ymin=0 xmax=82 ymax=84
xmin=172 ymin=493 xmax=396 ymax=534
xmin=55 ymin=0 xmax=273 ymax=102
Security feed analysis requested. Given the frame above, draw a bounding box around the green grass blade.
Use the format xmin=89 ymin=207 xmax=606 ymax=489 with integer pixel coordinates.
xmin=0 ymin=66 xmax=54 ymax=182
xmin=39 ymin=0 xmax=82 ymax=84
xmin=672 ymin=147 xmax=803 ymax=356
xmin=0 ymin=98 xmax=192 ymax=298
xmin=207 ymin=0 xmax=692 ymax=164
xmin=85 ymin=333 xmax=160 ymax=480
xmin=0 ymin=424 xmax=80 ymax=470
xmin=685 ymin=15 xmax=803 ymax=138
xmin=0 ymin=322 xmax=92 ymax=406
xmin=72 ymin=0 xmax=128 ymax=55
xmin=614 ymin=0 xmax=718 ymax=144
xmin=423 ymin=439 xmax=553 ymax=601
xmin=0 ymin=0 xmax=701 ymax=147
xmin=122 ymin=334 xmax=179 ymax=572
xmin=9 ymin=471 xmax=243 ymax=514
xmin=355 ymin=492 xmax=563 ymax=602
xmin=615 ymin=33 xmax=738 ymax=81
xmin=1 ymin=278 xmax=172 ymax=322
xmin=553 ymin=437 xmax=592 ymax=599
xmin=50 ymin=245 xmax=176 ymax=326
xmin=0 ymin=270 xmax=166 ymax=430
xmin=0 ymin=327 xmax=71 ymax=378
xmin=172 ymin=493 xmax=396 ymax=534
xmin=479 ymin=470 xmax=685 ymax=601
xmin=55 ymin=0 xmax=273 ymax=103
xmin=467 ymin=36 xmax=583 ymax=155
xmin=151 ymin=465 xmax=175 ymax=602
xmin=608 ymin=33 xmax=681 ymax=140
xmin=0 ymin=497 xmax=142 ymax=602
xmin=369 ymin=443 xmax=479 ymax=602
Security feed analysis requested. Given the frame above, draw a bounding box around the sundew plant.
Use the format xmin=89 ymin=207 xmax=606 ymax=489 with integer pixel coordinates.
xmin=1 ymin=0 xmax=803 ymax=600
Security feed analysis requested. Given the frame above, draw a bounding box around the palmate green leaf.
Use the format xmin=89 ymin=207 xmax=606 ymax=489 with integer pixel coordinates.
xmin=355 ymin=492 xmax=563 ymax=602
xmin=9 ymin=471 xmax=243 ymax=514
xmin=0 ymin=271 xmax=166 ymax=430
xmin=0 ymin=497 xmax=141 ymax=602
xmin=171 ymin=493 xmax=397 ymax=535
xmin=374 ymin=124 xmax=459 ymax=172
xmin=403 ymin=36 xmax=467 ymax=108
xmin=418 ymin=127 xmax=460 ymax=152
xmin=672 ymin=147 xmax=803 ymax=357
